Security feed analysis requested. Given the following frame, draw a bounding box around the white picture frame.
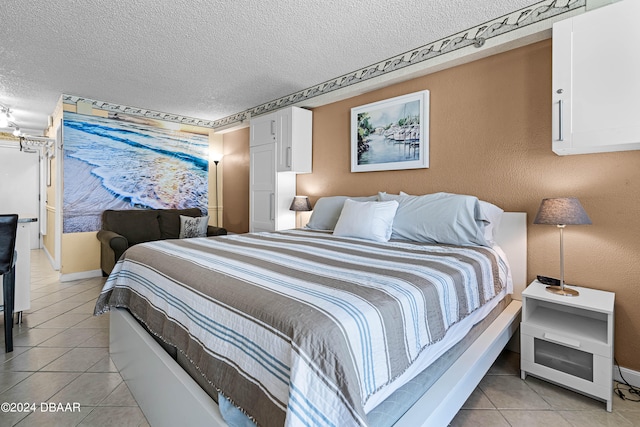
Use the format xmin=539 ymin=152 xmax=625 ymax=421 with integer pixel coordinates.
xmin=351 ymin=90 xmax=429 ymax=172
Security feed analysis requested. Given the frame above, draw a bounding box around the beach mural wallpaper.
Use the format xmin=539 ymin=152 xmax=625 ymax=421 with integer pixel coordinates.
xmin=351 ymin=90 xmax=429 ymax=172
xmin=63 ymin=111 xmax=209 ymax=233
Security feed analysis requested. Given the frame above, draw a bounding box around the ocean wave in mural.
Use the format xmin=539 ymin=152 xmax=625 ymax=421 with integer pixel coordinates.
xmin=63 ymin=111 xmax=209 ymax=233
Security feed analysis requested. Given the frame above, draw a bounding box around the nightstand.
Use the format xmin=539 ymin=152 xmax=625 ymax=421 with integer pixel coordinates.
xmin=520 ymin=280 xmax=615 ymax=411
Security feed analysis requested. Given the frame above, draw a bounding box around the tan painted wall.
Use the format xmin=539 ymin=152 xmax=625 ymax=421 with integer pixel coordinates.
xmin=222 ymin=127 xmax=250 ymax=234
xmin=224 ymin=39 xmax=640 ymax=371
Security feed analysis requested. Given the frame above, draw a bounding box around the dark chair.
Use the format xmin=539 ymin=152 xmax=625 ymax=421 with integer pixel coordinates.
xmin=0 ymin=214 xmax=18 ymax=352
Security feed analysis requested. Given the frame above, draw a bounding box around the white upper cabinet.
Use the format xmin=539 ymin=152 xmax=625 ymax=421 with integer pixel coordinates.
xmin=250 ymin=107 xmax=312 ymax=171
xmin=276 ymin=107 xmax=312 ymax=173
xmin=552 ymin=0 xmax=640 ymax=155
xmin=250 ymin=112 xmax=277 ymax=147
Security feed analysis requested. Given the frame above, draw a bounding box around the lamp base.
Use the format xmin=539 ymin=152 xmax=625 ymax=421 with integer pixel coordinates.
xmin=545 ymin=285 xmax=579 ymax=297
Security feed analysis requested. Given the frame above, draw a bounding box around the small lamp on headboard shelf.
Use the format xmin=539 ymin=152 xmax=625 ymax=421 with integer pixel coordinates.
xmin=534 ymin=197 xmax=592 ymax=297
xmin=290 ymin=196 xmax=312 ymax=228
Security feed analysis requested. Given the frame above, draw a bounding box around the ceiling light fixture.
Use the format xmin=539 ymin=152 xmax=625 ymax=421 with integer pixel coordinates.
xmin=1 ymin=104 xmax=29 ymax=137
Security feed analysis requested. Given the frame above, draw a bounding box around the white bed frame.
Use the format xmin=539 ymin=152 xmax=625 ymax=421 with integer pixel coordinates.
xmin=109 ymin=213 xmax=527 ymax=427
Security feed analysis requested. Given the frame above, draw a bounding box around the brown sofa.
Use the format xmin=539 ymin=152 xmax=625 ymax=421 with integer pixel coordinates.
xmin=97 ymin=208 xmax=227 ymax=276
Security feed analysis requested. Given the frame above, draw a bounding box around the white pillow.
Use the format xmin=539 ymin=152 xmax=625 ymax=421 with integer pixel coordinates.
xmin=179 ymin=215 xmax=209 ymax=238
xmin=379 ymin=192 xmax=489 ymax=246
xmin=306 ymin=195 xmax=378 ymax=230
xmin=333 ymin=199 xmax=399 ymax=242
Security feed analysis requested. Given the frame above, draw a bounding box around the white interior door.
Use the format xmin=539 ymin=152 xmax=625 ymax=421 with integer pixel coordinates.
xmin=0 ymin=144 xmax=40 ymax=248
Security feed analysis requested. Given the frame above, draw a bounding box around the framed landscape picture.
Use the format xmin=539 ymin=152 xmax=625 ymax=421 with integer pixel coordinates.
xmin=351 ymin=90 xmax=429 ymax=172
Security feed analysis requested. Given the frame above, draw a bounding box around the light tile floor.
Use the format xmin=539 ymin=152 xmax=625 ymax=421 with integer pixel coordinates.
xmin=1 ymin=249 xmax=639 ymax=426
xmin=1 ymin=250 xmax=148 ymax=426
xmin=450 ymin=351 xmax=640 ymax=426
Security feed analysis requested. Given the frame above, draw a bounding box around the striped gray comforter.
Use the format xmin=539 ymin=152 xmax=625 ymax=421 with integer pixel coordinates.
xmin=94 ymin=229 xmax=509 ymax=427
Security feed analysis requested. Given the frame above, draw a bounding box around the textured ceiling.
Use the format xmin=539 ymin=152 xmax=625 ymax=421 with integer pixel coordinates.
xmin=0 ymin=0 xmax=543 ymax=135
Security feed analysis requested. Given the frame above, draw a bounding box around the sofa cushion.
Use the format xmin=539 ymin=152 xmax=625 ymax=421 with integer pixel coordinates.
xmin=158 ymin=208 xmax=203 ymax=239
xmin=102 ymin=210 xmax=161 ymax=245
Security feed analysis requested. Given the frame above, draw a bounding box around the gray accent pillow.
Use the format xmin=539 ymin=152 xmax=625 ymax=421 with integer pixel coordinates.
xmin=179 ymin=215 xmax=209 ymax=238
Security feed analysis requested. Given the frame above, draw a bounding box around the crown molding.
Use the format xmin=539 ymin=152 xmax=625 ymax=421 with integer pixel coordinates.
xmin=64 ymin=0 xmax=586 ymax=131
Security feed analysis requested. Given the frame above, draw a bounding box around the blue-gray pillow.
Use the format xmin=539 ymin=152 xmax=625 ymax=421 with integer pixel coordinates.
xmin=379 ymin=192 xmax=489 ymax=246
xmin=305 ymin=195 xmax=378 ymax=230
xmin=397 ymin=192 xmax=504 ymax=244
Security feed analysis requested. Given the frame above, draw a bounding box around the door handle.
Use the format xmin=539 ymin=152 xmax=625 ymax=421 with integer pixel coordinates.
xmin=558 ymin=100 xmax=564 ymax=142
xmin=269 ymin=193 xmax=275 ymax=221
xmin=543 ymin=332 xmax=580 ymax=348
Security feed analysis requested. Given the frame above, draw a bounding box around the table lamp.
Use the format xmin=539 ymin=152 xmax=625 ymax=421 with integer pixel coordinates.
xmin=290 ymin=196 xmax=312 ymax=228
xmin=534 ymin=197 xmax=591 ymax=296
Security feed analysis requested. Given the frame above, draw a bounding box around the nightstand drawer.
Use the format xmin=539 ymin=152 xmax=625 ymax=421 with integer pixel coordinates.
xmin=521 ymin=333 xmax=612 ymax=399
xmin=521 ymin=321 xmax=610 ymax=357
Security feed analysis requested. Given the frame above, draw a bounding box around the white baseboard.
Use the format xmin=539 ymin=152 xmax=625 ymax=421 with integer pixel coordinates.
xmin=59 ymin=269 xmax=103 ymax=282
xmin=42 ymin=246 xmax=59 ymax=271
xmin=614 ymin=365 xmax=640 ymax=389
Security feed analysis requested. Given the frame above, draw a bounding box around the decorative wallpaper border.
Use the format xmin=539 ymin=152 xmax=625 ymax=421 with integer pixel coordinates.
xmin=65 ymin=0 xmax=585 ymax=130
xmin=215 ymin=0 xmax=585 ymax=128
xmin=62 ymin=95 xmax=220 ymax=129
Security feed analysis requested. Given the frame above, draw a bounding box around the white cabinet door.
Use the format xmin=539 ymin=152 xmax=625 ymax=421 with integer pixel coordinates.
xmin=250 ymin=112 xmax=277 ymax=147
xmin=250 ymin=143 xmax=277 ymax=232
xmin=277 ymin=108 xmax=292 ymax=172
xmin=249 ymin=142 xmax=296 ymax=232
xmin=553 ymin=0 xmax=640 ymax=155
xmin=277 ymin=107 xmax=312 ymax=173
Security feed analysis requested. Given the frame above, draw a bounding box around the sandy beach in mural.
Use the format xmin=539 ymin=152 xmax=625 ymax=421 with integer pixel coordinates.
xmin=63 ymin=112 xmax=209 ymax=233
xmin=63 ymin=156 xmax=132 ymax=232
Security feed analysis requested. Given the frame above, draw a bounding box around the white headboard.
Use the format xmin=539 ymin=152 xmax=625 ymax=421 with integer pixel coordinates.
xmin=493 ymin=212 xmax=527 ymax=300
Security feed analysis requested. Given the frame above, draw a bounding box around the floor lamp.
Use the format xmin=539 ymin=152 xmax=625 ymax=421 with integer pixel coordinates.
xmin=212 ymin=157 xmax=221 ymax=226
xmin=533 ymin=197 xmax=591 ymax=296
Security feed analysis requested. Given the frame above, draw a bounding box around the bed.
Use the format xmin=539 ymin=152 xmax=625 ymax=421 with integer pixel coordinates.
xmin=96 ymin=193 xmax=527 ymax=427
